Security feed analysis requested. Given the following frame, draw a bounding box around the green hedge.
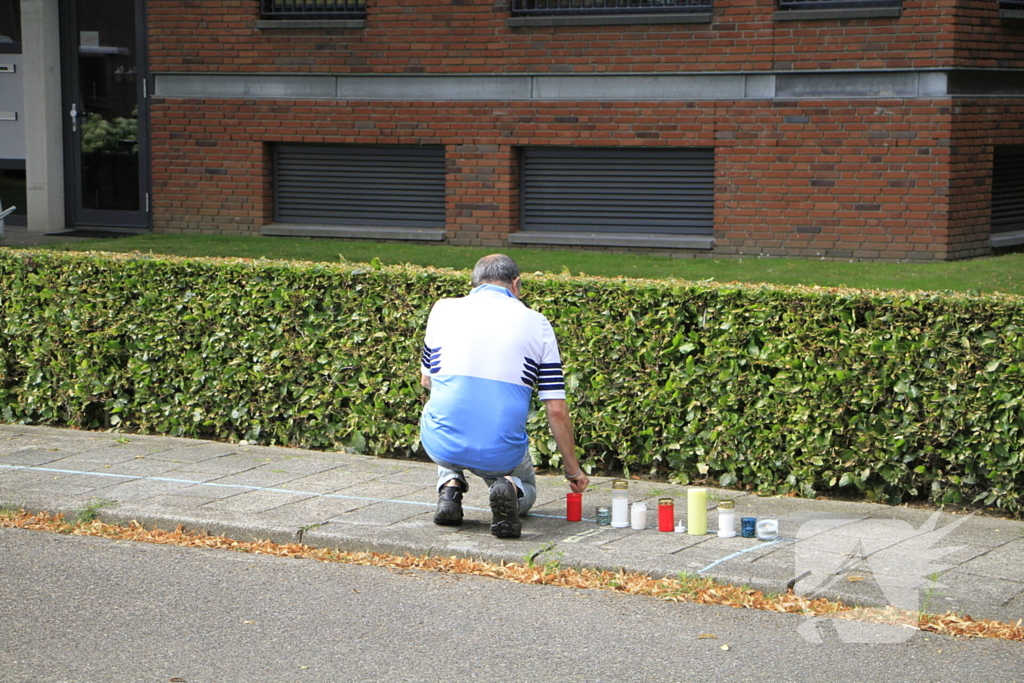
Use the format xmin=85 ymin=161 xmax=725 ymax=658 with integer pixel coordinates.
xmin=2 ymin=249 xmax=1022 ymax=514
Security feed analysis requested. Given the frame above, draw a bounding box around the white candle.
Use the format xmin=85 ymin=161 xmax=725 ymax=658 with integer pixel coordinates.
xmin=630 ymin=502 xmax=647 ymax=530
xmin=717 ymin=500 xmax=736 ymax=538
xmin=611 ymin=479 xmax=630 ymax=528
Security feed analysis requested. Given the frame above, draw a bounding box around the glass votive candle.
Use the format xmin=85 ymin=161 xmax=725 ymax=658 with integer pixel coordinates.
xmin=741 ymin=517 xmax=757 ymax=538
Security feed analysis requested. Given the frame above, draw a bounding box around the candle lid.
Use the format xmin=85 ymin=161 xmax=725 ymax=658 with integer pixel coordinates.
xmin=658 ymin=497 xmax=674 ymax=506
xmin=719 ymin=499 xmax=735 ymax=509
xmin=612 ymin=479 xmax=629 ymax=490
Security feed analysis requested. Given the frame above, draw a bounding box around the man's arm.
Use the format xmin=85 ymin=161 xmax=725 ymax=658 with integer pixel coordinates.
xmin=421 ymin=374 xmax=432 ymax=390
xmin=543 ymin=398 xmax=589 ymax=494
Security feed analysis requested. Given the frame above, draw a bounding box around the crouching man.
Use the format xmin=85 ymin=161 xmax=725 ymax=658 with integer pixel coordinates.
xmin=419 ymin=254 xmax=589 ymax=538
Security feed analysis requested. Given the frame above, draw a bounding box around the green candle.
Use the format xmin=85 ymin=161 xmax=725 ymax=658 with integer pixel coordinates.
xmin=687 ymin=488 xmax=707 ymax=535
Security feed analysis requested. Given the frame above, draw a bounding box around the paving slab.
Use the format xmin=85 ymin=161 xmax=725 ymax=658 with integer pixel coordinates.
xmin=922 ymin=570 xmax=1024 ymax=621
xmin=0 ymin=448 xmax=74 ymax=467
xmin=44 ymin=453 xmax=141 ymax=470
xmin=276 ymin=467 xmax=376 ymax=494
xmin=143 ymin=444 xmax=242 ymax=464
xmin=90 ymin=478 xmax=193 ymax=503
xmin=199 ymin=490 xmax=316 ymax=514
xmin=172 ymin=455 xmax=274 ymax=475
xmin=251 ymin=457 xmax=344 ymax=477
xmin=332 ymin=479 xmax=426 ymax=504
xmin=204 ymin=469 xmax=305 ymax=490
xmin=256 ymin=495 xmax=376 ymax=527
xmin=325 ymin=501 xmax=433 ymax=527
xmin=2 ymin=424 xmax=1024 ymax=625
xmin=91 ymin=457 xmax=190 ymax=478
xmin=954 ymin=539 xmax=1024 ymax=579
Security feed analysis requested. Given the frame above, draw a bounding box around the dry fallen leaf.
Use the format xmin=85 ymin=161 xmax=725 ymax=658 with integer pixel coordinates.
xmin=4 ymin=510 xmax=1023 ymax=644
xmin=847 ymin=575 xmax=865 ymax=582
xmin=697 ymin=633 xmax=718 ymax=639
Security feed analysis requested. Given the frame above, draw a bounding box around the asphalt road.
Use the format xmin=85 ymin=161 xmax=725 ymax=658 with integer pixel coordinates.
xmin=1 ymin=527 xmax=1022 ymax=683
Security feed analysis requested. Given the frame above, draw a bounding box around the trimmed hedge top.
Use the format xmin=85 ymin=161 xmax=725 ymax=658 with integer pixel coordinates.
xmin=2 ymin=249 xmax=1022 ymax=514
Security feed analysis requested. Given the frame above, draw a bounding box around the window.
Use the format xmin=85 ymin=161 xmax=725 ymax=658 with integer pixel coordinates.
xmin=0 ymin=0 xmax=21 ymax=54
xmin=992 ymin=146 xmax=1024 ymax=242
xmin=776 ymin=0 xmax=901 ymax=20
xmin=273 ymin=145 xmax=446 ymax=229
xmin=260 ymin=0 xmax=366 ymax=20
xmin=510 ymin=0 xmax=712 ymax=18
xmin=777 ymin=0 xmax=900 ymax=9
xmin=520 ymin=147 xmax=714 ymax=236
xmin=1002 ymin=1 xmax=1024 ymax=9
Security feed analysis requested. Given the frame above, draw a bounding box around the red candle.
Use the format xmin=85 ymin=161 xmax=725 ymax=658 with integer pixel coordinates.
xmin=566 ymin=492 xmax=582 ymax=522
xmin=658 ymin=498 xmax=675 ymax=532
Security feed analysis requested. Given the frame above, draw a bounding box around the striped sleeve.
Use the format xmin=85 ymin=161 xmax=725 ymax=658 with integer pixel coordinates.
xmin=536 ymin=316 xmax=566 ymax=401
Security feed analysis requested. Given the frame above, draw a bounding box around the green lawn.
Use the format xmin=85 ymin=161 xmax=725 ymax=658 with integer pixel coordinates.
xmin=24 ymin=233 xmax=1024 ymax=295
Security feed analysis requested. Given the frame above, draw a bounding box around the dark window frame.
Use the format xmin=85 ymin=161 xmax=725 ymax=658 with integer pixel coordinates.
xmin=260 ymin=0 xmax=366 ymax=20
xmin=0 ymin=0 xmax=21 ymax=54
xmin=509 ymin=0 xmax=712 ymax=19
xmin=778 ymin=0 xmax=901 ymax=9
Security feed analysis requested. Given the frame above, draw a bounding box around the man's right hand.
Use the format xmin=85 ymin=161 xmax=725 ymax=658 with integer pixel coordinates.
xmin=565 ymin=470 xmax=589 ymax=494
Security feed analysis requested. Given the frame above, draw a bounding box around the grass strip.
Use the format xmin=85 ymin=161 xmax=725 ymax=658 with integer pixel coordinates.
xmin=3 ymin=509 xmax=1021 ymax=642
xmin=21 ymin=234 xmax=1024 ymax=295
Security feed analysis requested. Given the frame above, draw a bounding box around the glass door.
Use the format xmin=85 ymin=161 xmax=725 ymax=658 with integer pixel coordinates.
xmin=62 ymin=0 xmax=148 ymax=229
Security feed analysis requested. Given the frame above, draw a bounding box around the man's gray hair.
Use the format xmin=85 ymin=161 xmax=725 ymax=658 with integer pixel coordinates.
xmin=471 ymin=254 xmax=520 ymax=288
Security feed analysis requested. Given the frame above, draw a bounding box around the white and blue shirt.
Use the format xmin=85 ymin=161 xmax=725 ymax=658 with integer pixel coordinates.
xmin=419 ymin=284 xmax=566 ymax=473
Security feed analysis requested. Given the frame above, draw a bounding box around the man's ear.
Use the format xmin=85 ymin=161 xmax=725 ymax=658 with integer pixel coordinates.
xmin=512 ymin=277 xmax=522 ymax=298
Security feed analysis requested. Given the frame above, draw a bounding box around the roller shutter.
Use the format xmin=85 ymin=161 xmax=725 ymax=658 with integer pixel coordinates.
xmin=992 ymin=146 xmax=1024 ymax=235
xmin=520 ymin=147 xmax=714 ymax=235
xmin=274 ymin=145 xmax=446 ymax=229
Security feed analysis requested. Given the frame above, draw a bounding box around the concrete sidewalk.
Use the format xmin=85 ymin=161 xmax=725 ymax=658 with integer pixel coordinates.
xmin=1 ymin=424 xmax=1022 ymax=624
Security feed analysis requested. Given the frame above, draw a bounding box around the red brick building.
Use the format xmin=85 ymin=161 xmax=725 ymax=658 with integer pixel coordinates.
xmin=7 ymin=1 xmax=1024 ymax=260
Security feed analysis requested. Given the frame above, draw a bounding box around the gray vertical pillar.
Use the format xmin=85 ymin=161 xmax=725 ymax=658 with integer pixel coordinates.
xmin=22 ymin=0 xmax=65 ymax=233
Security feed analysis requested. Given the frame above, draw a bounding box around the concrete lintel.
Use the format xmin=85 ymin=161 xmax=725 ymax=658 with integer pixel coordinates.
xmin=154 ymin=74 xmax=336 ymax=100
xmin=262 ymin=224 xmax=446 ymax=242
xmin=1000 ymin=10 xmax=1024 ymax=20
xmin=508 ymin=231 xmax=714 ymax=250
xmin=533 ymin=74 xmax=746 ymax=101
xmin=774 ymin=8 xmax=901 ymax=22
xmin=917 ymin=71 xmax=948 ymax=97
xmin=776 ymin=70 xmax=919 ymax=99
xmin=745 ymin=74 xmax=776 ymax=100
xmin=336 ymin=75 xmax=533 ymax=101
xmin=150 ymin=70 xmax=1024 ymax=103
xmin=507 ymin=12 xmax=712 ymax=28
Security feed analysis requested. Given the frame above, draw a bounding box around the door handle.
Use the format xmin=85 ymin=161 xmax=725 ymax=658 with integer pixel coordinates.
xmin=70 ymin=103 xmax=78 ymax=133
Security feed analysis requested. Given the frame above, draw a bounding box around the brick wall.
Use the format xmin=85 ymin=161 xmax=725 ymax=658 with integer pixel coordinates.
xmin=955 ymin=0 xmax=1024 ymax=69
xmin=144 ymin=0 xmax=1024 ymax=260
xmin=947 ymin=99 xmax=1024 ymax=257
xmin=150 ymin=96 xmax=965 ymax=260
xmin=146 ymin=0 xmax=977 ymax=75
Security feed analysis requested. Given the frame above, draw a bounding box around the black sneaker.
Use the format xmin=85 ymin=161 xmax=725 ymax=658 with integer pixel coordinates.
xmin=433 ymin=485 xmax=464 ymax=526
xmin=489 ymin=478 xmax=521 ymax=539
